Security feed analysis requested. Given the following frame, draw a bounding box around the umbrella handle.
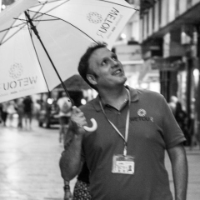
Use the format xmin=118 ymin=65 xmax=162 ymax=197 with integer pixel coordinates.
xmin=83 ymin=118 xmax=97 ymax=132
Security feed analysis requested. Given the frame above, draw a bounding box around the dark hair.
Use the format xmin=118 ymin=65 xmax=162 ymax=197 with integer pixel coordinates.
xmin=78 ymin=42 xmax=107 ymax=89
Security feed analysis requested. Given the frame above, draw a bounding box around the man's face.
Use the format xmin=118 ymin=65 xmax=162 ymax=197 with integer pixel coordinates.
xmin=88 ymin=47 xmax=127 ymax=89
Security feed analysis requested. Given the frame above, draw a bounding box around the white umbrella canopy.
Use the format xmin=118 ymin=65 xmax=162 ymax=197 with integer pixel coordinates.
xmin=0 ymin=0 xmax=136 ymax=103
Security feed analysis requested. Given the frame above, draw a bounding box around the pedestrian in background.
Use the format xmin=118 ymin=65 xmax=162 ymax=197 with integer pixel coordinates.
xmin=6 ymin=100 xmax=17 ymax=127
xmin=16 ymin=98 xmax=24 ymax=128
xmin=57 ymin=91 xmax=72 ymax=143
xmin=169 ymin=96 xmax=190 ymax=146
xmin=60 ymin=43 xmax=188 ymax=200
xmin=174 ymin=102 xmax=190 ymax=146
xmin=23 ymin=96 xmax=33 ymax=130
xmin=0 ymin=102 xmax=8 ymax=126
xmin=168 ymin=95 xmax=178 ymax=115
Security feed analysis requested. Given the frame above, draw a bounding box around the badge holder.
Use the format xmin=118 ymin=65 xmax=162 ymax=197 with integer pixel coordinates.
xmin=112 ymin=154 xmax=135 ymax=175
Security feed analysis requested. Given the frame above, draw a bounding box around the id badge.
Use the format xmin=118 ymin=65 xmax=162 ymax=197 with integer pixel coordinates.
xmin=112 ymin=154 xmax=135 ymax=175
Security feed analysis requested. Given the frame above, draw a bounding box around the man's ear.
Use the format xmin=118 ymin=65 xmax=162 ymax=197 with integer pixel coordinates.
xmin=86 ymin=74 xmax=97 ymax=86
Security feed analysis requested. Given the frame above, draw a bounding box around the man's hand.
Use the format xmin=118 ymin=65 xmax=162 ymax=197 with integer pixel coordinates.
xmin=70 ymin=106 xmax=88 ymax=134
xmin=59 ymin=106 xmax=86 ymax=181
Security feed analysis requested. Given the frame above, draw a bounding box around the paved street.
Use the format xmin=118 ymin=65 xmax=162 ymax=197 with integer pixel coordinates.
xmin=0 ymin=118 xmax=200 ymax=200
xmin=0 ymin=118 xmax=76 ymax=200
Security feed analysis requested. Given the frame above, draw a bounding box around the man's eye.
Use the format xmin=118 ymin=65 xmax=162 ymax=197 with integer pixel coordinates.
xmin=101 ymin=60 xmax=107 ymax=66
xmin=112 ymin=56 xmax=117 ymax=61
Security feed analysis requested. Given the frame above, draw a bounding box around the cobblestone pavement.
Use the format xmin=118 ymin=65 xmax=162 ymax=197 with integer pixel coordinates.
xmin=0 ymin=118 xmax=199 ymax=200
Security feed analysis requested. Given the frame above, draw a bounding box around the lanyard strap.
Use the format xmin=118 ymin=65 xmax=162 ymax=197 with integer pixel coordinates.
xmin=99 ymin=89 xmax=131 ymax=156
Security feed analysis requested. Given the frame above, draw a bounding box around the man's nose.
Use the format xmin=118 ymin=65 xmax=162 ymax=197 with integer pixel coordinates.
xmin=110 ymin=59 xmax=118 ymax=67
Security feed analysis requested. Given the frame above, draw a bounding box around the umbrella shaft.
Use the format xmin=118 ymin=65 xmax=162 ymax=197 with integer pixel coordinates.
xmin=24 ymin=12 xmax=73 ymax=105
xmin=24 ymin=11 xmax=38 ymax=35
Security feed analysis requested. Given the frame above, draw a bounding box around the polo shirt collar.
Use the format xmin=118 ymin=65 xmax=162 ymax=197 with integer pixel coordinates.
xmin=92 ymin=86 xmax=139 ymax=112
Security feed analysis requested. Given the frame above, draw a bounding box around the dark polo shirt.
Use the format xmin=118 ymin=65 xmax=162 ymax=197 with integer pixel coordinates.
xmin=80 ymin=87 xmax=185 ymax=200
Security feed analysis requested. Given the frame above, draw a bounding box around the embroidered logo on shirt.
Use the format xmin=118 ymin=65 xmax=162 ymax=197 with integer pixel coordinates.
xmin=131 ymin=109 xmax=154 ymax=122
xmin=137 ymin=109 xmax=146 ymax=117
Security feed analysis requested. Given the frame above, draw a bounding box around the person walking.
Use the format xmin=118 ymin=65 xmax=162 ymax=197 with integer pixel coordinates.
xmin=6 ymin=100 xmax=17 ymax=127
xmin=57 ymin=91 xmax=72 ymax=143
xmin=168 ymin=95 xmax=178 ymax=115
xmin=23 ymin=96 xmax=33 ymax=129
xmin=0 ymin=102 xmax=8 ymax=126
xmin=16 ymin=97 xmax=24 ymax=128
xmin=169 ymin=97 xmax=190 ymax=146
xmin=174 ymin=102 xmax=190 ymax=146
xmin=59 ymin=43 xmax=188 ymax=200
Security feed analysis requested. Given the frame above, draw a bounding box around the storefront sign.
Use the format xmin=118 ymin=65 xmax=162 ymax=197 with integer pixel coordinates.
xmin=150 ymin=58 xmax=184 ymax=71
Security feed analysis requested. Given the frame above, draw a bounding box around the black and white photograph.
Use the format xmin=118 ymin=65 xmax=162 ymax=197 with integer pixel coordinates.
xmin=0 ymin=0 xmax=200 ymax=200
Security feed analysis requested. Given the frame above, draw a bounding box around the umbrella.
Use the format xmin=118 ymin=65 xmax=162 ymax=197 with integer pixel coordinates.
xmin=0 ymin=0 xmax=136 ymax=132
xmin=0 ymin=0 xmax=137 ymax=194
xmin=0 ymin=0 xmax=136 ymax=103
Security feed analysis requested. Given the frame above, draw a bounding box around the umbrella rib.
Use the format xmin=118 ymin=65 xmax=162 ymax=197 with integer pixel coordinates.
xmin=0 ymin=22 xmax=29 ymax=45
xmin=0 ymin=2 xmax=50 ymax=45
xmin=35 ymin=0 xmax=70 ymax=16
xmin=27 ymin=27 xmax=51 ymax=93
xmin=27 ymin=0 xmax=58 ymax=27
xmin=29 ymin=10 xmax=98 ymax=43
xmin=30 ymin=19 xmax=60 ymax=22
xmin=29 ymin=0 xmax=69 ymax=24
xmin=0 ymin=21 xmax=26 ymax=33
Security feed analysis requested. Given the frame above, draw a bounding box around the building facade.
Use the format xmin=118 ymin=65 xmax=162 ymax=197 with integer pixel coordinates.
xmin=114 ymin=0 xmax=160 ymax=92
xmin=140 ymin=0 xmax=200 ymax=141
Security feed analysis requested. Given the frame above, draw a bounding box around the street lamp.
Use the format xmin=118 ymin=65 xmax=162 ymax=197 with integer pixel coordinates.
xmin=193 ymin=68 xmax=199 ymax=86
xmin=1 ymin=0 xmax=15 ymax=11
xmin=1 ymin=4 xmax=6 ymax=10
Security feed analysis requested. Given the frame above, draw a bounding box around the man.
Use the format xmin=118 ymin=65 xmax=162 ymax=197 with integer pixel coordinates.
xmin=60 ymin=43 xmax=188 ymax=200
xmin=57 ymin=91 xmax=72 ymax=143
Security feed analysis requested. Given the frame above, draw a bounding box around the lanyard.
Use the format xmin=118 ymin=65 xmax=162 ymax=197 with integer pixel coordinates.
xmin=99 ymin=89 xmax=131 ymax=156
